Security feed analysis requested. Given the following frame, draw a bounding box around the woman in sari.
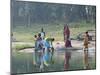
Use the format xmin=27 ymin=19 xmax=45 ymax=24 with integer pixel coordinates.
xmin=63 ymin=24 xmax=72 ymax=47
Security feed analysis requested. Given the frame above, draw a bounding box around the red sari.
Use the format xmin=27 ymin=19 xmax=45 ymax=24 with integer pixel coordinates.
xmin=63 ymin=25 xmax=72 ymax=47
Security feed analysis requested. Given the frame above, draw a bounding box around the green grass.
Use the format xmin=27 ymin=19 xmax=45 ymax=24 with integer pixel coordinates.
xmin=14 ymin=44 xmax=33 ymax=50
xmin=12 ymin=22 xmax=95 ymax=42
xmin=12 ymin=42 xmax=34 ymax=51
xmin=70 ymin=26 xmax=95 ymax=39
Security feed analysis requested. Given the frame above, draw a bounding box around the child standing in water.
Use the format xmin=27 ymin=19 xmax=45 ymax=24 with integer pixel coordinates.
xmin=83 ymin=31 xmax=90 ymax=69
xmin=40 ymin=28 xmax=45 ymax=40
xmin=83 ymin=31 xmax=89 ymax=50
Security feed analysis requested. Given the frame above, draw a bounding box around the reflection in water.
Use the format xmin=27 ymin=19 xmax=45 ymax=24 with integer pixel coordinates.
xmin=64 ymin=50 xmax=71 ymax=70
xmin=12 ymin=47 xmax=95 ymax=74
xmin=83 ymin=49 xmax=90 ymax=69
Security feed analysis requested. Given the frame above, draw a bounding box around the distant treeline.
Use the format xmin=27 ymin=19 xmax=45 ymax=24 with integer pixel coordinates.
xmin=11 ymin=0 xmax=96 ymax=27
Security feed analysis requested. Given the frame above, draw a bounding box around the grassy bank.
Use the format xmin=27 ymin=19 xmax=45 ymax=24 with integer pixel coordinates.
xmin=12 ymin=42 xmax=34 ymax=51
xmin=12 ymin=22 xmax=95 ymax=42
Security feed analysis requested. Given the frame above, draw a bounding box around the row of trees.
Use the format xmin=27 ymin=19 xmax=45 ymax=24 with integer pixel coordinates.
xmin=11 ymin=0 xmax=96 ymax=27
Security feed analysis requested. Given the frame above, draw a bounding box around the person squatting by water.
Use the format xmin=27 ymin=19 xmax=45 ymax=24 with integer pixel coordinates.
xmin=83 ymin=31 xmax=90 ymax=69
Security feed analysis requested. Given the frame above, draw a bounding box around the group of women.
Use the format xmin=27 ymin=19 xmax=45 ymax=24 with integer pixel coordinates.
xmin=33 ymin=24 xmax=90 ymax=71
xmin=33 ymin=28 xmax=54 ymax=71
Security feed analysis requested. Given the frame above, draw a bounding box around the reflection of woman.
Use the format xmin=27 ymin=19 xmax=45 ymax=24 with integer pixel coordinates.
xmin=63 ymin=25 xmax=72 ymax=47
xmin=83 ymin=50 xmax=90 ymax=69
xmin=64 ymin=51 xmax=71 ymax=70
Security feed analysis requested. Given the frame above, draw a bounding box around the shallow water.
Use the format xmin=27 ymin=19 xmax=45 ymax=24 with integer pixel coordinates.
xmin=11 ymin=47 xmax=96 ymax=74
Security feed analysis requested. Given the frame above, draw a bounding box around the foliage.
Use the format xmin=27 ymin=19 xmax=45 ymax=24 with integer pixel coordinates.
xmin=11 ymin=0 xmax=96 ymax=27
